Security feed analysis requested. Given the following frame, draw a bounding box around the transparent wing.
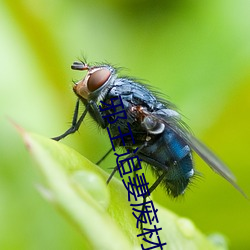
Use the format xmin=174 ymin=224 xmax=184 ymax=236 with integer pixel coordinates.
xmin=148 ymin=110 xmax=247 ymax=198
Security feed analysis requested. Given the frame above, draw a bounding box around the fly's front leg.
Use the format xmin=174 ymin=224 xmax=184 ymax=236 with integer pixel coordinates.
xmin=52 ymin=99 xmax=88 ymax=141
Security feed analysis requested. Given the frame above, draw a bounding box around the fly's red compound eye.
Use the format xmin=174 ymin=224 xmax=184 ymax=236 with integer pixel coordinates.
xmin=87 ymin=68 xmax=111 ymax=92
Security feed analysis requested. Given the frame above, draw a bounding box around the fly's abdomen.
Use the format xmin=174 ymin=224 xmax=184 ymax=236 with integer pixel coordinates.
xmin=165 ymin=153 xmax=193 ymax=197
xmin=140 ymin=128 xmax=194 ymax=197
xmin=163 ymin=129 xmax=194 ymax=196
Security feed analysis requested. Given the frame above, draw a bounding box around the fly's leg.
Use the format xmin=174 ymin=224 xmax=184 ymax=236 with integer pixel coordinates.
xmin=52 ymin=99 xmax=88 ymax=141
xmin=107 ymin=166 xmax=118 ymax=184
xmin=106 ymin=158 xmax=139 ymax=184
xmin=138 ymin=153 xmax=169 ymax=233
xmin=105 ymin=142 xmax=165 ymax=234
xmin=139 ymin=171 xmax=168 ymax=234
xmin=106 ymin=142 xmax=169 ymax=185
xmin=106 ymin=162 xmax=139 ymax=184
xmin=96 ymin=148 xmax=113 ymax=165
xmin=133 ymin=151 xmax=169 ymax=234
xmin=105 ymin=142 xmax=169 ymax=233
xmin=148 ymin=171 xmax=168 ymax=194
xmin=140 ymin=196 xmax=147 ymax=233
xmin=52 ymin=99 xmax=107 ymax=141
xmin=106 ymin=144 xmax=148 ymax=184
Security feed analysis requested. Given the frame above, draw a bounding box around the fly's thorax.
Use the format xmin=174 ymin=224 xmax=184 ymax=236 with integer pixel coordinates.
xmin=73 ymin=64 xmax=117 ymax=102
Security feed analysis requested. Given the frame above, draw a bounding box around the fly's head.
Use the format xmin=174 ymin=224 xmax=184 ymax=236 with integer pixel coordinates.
xmin=72 ymin=61 xmax=116 ymax=101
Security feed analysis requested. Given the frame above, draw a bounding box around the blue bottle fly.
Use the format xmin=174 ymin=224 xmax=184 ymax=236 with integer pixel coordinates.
xmin=53 ymin=60 xmax=246 ymax=198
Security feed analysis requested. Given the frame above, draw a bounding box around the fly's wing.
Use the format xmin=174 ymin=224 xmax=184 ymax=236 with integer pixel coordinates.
xmin=180 ymin=130 xmax=248 ymax=198
xmin=150 ymin=110 xmax=247 ymax=198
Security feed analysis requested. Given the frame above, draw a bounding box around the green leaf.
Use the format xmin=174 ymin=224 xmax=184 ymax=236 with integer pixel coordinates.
xmin=19 ymin=127 xmax=227 ymax=250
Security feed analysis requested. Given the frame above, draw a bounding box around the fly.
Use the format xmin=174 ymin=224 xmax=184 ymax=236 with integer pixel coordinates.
xmin=52 ymin=60 xmax=246 ymax=198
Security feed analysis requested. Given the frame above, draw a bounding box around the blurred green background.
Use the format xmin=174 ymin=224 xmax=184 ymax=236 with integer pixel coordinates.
xmin=1 ymin=0 xmax=250 ymax=249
